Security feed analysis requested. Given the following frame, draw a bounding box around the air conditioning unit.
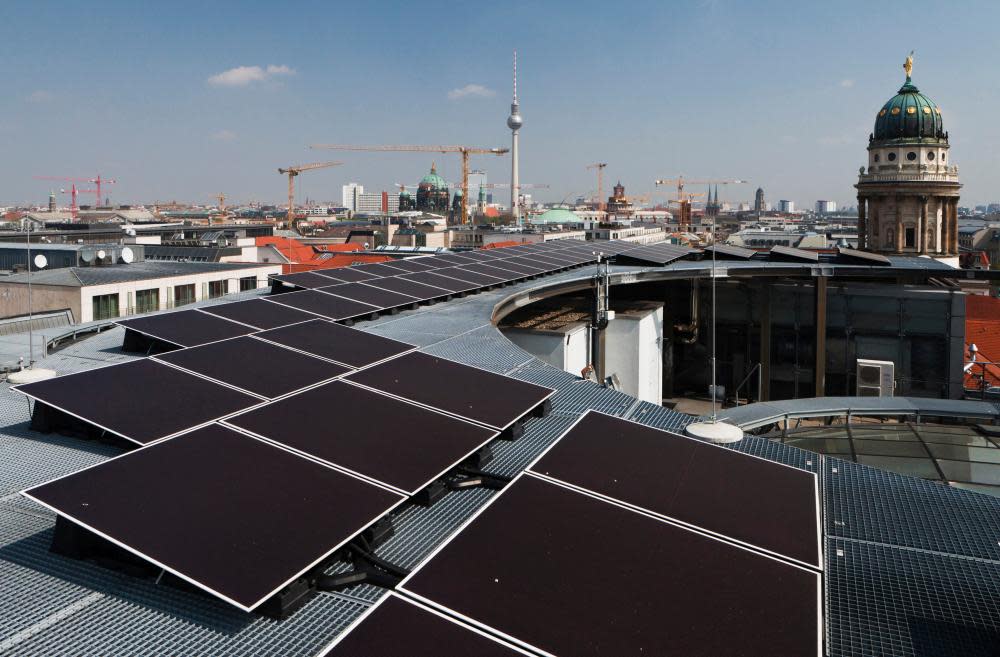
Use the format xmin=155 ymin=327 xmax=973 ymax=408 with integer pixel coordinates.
xmin=856 ymin=359 xmax=894 ymax=397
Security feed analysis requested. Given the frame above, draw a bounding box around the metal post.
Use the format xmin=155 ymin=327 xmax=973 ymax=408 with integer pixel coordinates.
xmin=815 ymin=276 xmax=828 ymax=397
xmin=710 ymin=211 xmax=718 ymax=422
xmin=26 ymin=222 xmax=34 ymax=367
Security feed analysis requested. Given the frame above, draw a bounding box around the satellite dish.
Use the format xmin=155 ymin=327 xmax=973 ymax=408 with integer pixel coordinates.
xmin=120 ymin=247 xmax=134 ymax=264
xmin=33 ymin=254 xmax=47 ymax=269
xmin=97 ymin=249 xmax=107 ymax=260
xmin=80 ymin=248 xmax=96 ymax=263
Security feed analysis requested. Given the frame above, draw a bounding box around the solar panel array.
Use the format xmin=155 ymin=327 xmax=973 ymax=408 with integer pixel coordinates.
xmin=16 ymin=281 xmax=556 ymax=612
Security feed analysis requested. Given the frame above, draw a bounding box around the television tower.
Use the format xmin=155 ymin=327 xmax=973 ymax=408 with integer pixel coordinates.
xmin=506 ymin=51 xmax=523 ymax=224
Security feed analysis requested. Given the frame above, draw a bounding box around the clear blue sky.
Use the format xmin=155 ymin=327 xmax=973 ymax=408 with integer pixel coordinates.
xmin=3 ymin=0 xmax=999 ymax=209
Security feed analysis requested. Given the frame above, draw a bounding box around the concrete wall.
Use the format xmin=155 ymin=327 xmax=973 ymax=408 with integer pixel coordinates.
xmin=0 ymin=284 xmax=81 ymax=323
xmin=505 ymin=323 xmax=588 ymax=375
xmin=605 ymin=303 xmax=663 ymax=404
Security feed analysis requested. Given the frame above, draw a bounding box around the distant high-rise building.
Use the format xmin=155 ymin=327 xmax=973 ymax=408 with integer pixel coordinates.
xmin=816 ymin=200 xmax=837 ymax=214
xmin=355 ymin=191 xmax=399 ymax=214
xmin=342 ymin=183 xmax=363 ymax=212
xmin=48 ymin=191 xmax=56 ymax=212
xmin=779 ymin=200 xmax=795 ymax=213
xmin=754 ymin=187 xmax=765 ymax=213
xmin=856 ymin=53 xmax=960 ymax=255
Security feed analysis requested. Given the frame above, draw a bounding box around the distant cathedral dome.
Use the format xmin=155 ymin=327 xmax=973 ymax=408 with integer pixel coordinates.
xmin=416 ymin=163 xmax=450 ymax=212
xmin=872 ymin=72 xmax=945 ymax=142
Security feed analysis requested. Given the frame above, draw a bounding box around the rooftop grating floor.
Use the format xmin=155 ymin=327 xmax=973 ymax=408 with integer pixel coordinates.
xmin=0 ymin=258 xmax=996 ymax=655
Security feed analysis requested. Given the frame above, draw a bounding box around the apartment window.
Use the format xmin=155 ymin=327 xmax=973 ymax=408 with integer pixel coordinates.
xmin=92 ymin=293 xmax=120 ymax=321
xmin=135 ymin=288 xmax=159 ymax=314
xmin=174 ymin=284 xmax=196 ymax=307
xmin=239 ymin=276 xmax=258 ymax=292
xmin=208 ymin=280 xmax=227 ymax=299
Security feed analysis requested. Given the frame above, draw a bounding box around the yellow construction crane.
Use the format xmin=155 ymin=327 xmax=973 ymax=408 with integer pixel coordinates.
xmin=310 ymin=144 xmax=508 ymax=224
xmin=277 ymin=161 xmax=344 ymax=228
xmin=654 ymin=177 xmax=746 ymax=229
xmin=587 ymin=163 xmax=608 ymax=209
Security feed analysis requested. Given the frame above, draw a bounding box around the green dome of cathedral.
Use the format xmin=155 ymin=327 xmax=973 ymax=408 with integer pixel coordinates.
xmin=872 ymin=57 xmax=945 ymax=142
xmin=419 ymin=163 xmax=448 ymax=191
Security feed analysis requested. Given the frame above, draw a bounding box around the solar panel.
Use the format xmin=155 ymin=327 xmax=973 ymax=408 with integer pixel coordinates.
xmin=770 ymin=245 xmax=820 ymax=262
xmin=431 ymin=253 xmax=480 ymax=266
xmin=379 ymin=258 xmax=439 ymax=273
xmin=437 ymin=267 xmax=506 ymax=286
xmin=24 ymin=423 xmax=405 ymax=611
xmin=270 ymin=271 xmax=348 ymax=290
xmin=398 ymin=271 xmax=480 ymax=293
xmin=15 ymin=359 xmax=260 ymax=445
xmin=226 ymin=380 xmax=497 ymax=494
xmin=361 ymin=276 xmax=453 ymax=301
xmin=266 ymin=290 xmax=380 ymax=321
xmin=254 ymin=319 xmax=412 ymax=368
xmin=345 ymin=351 xmax=554 ymax=430
xmin=400 ymin=474 xmax=821 ymax=657
xmin=117 ymin=309 xmax=254 ymax=348
xmin=156 ymin=336 xmax=350 ymax=399
xmin=495 ymin=257 xmax=548 ymax=274
xmin=313 ymin=267 xmax=381 ymax=283
xmin=704 ymin=244 xmax=756 ymax=259
xmin=529 ymin=410 xmax=822 ymax=569
xmin=319 ymin=282 xmax=420 ymax=310
xmin=837 ymin=247 xmax=891 ymax=266
xmin=471 ymin=259 xmax=540 ymax=276
xmin=351 ymin=263 xmax=411 ymax=277
xmin=320 ymin=593 xmax=530 ymax=656
xmin=458 ymin=262 xmax=527 ymax=282
xmin=199 ymin=298 xmax=317 ymax=330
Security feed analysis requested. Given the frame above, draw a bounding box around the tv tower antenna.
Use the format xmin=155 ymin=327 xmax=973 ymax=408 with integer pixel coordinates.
xmin=507 ymin=50 xmax=523 ymax=225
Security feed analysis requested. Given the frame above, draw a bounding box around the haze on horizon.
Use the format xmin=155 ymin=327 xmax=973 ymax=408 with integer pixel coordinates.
xmin=3 ymin=0 xmax=998 ymax=209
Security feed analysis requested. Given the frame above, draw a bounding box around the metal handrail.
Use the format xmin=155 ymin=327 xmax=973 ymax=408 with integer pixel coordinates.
xmin=733 ymin=362 xmax=762 ymax=407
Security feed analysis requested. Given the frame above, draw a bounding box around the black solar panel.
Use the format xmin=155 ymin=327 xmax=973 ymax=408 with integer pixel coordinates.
xmin=398 ymin=271 xmax=480 ymax=293
xmin=459 ymin=262 xmax=527 ymax=281
xmin=437 ymin=267 xmax=505 ymax=286
xmin=704 ymin=244 xmax=756 ymax=259
xmin=156 ymin=336 xmax=350 ymax=399
xmin=321 ymin=594 xmax=529 ymax=656
xmin=315 ymin=267 xmax=381 ymax=283
xmin=496 ymin=257 xmax=548 ymax=273
xmin=351 ymin=263 xmax=412 ymax=277
xmin=471 ymin=259 xmax=539 ymax=276
xmin=320 ymin=282 xmax=420 ymax=310
xmin=227 ymin=380 xmax=497 ymax=494
xmin=380 ymin=258 xmax=439 ymax=273
xmin=362 ymin=276 xmax=453 ymax=301
xmin=15 ymin=359 xmax=260 ymax=445
xmin=271 ymin=271 xmax=347 ymax=290
xmin=117 ymin=309 xmax=253 ymax=348
xmin=345 ymin=351 xmax=554 ymax=430
xmin=199 ymin=299 xmax=317 ymax=330
xmin=530 ymin=411 xmax=822 ymax=569
xmin=266 ymin=289 xmax=380 ymax=321
xmin=431 ymin=254 xmax=479 ymax=266
xmin=837 ymin=247 xmax=892 ymax=266
xmin=770 ymin=245 xmax=820 ymax=262
xmin=254 ymin=319 xmax=412 ymax=368
xmin=24 ymin=424 xmax=405 ymax=611
xmin=400 ymin=474 xmax=821 ymax=657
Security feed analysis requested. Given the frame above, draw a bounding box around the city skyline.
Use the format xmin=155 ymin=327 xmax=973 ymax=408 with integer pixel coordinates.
xmin=3 ymin=0 xmax=1000 ymax=208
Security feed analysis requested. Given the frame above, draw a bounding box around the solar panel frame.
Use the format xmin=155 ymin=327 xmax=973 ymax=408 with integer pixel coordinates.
xmin=430 ymin=253 xmax=480 ymax=266
xmin=344 ymin=351 xmax=555 ymax=431
xmin=154 ymin=336 xmax=351 ymax=399
xmin=469 ymin=259 xmax=540 ymax=276
xmin=526 ymin=410 xmax=823 ymax=570
xmin=13 ymin=359 xmax=262 ymax=445
xmin=22 ymin=423 xmax=407 ymax=612
xmin=225 ymin=380 xmax=499 ymax=495
xmin=318 ymin=282 xmax=421 ymax=310
xmin=458 ymin=262 xmax=528 ymax=282
xmin=398 ymin=271 xmax=480 ymax=293
xmin=361 ymin=276 xmax=454 ymax=301
xmin=378 ymin=258 xmax=439 ymax=273
xmin=770 ymin=245 xmax=820 ymax=262
xmin=494 ymin=257 xmax=549 ymax=274
xmin=350 ymin=262 xmax=413 ymax=277
xmin=273 ymin=271 xmax=349 ymax=289
xmin=311 ymin=267 xmax=382 ymax=283
xmin=319 ymin=593 xmax=533 ymax=657
xmin=197 ymin=299 xmax=318 ymax=330
xmin=398 ymin=472 xmax=822 ymax=657
xmin=837 ymin=246 xmax=892 ymax=266
xmin=252 ymin=319 xmax=413 ymax=368
xmin=704 ymin=244 xmax=756 ymax=260
xmin=116 ymin=309 xmax=255 ymax=348
xmin=431 ymin=266 xmax=507 ymax=286
xmin=265 ymin=289 xmax=381 ymax=321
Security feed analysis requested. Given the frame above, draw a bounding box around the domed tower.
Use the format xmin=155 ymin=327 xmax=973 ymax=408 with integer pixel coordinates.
xmin=416 ymin=163 xmax=451 ymax=212
xmin=856 ymin=53 xmax=960 ymax=256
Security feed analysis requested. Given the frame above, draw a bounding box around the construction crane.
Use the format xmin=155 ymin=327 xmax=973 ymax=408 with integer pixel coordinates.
xmin=36 ymin=175 xmax=116 ymax=207
xmin=586 ymin=163 xmax=608 ymax=210
xmin=310 ymin=144 xmax=508 ymax=225
xmin=654 ymin=177 xmax=747 ymax=229
xmin=58 ymin=185 xmax=96 ymax=220
xmin=277 ymin=161 xmax=344 ymax=228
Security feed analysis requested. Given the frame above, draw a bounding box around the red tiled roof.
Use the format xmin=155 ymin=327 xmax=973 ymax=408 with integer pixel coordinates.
xmin=965 ymin=295 xmax=1000 ymax=388
xmin=482 ymin=241 xmax=523 ymax=250
xmin=255 ymin=237 xmax=388 ymax=273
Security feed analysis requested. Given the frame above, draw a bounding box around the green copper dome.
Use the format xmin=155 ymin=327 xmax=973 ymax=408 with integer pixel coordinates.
xmin=873 ymin=77 xmax=944 ymax=142
xmin=419 ymin=163 xmax=448 ymax=191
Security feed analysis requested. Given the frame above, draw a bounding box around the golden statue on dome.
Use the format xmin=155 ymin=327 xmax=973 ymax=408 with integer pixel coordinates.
xmin=904 ymin=51 xmax=914 ymax=78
